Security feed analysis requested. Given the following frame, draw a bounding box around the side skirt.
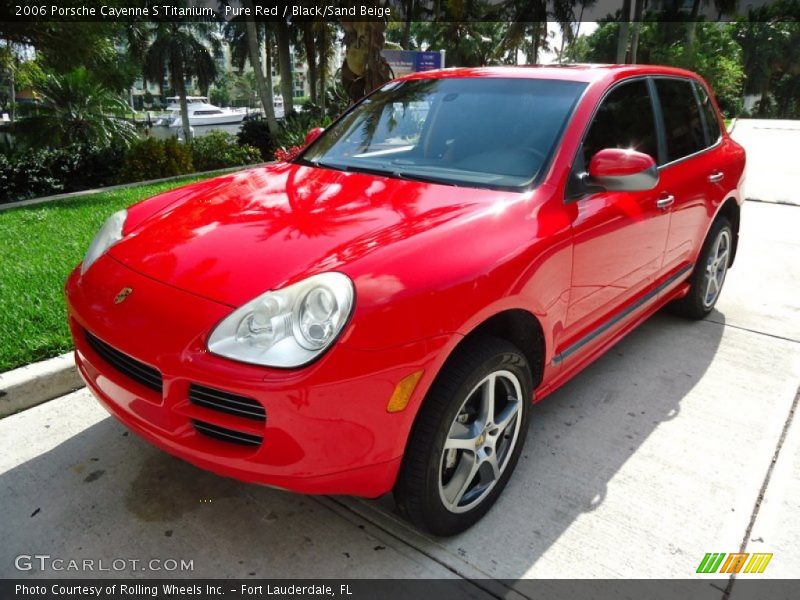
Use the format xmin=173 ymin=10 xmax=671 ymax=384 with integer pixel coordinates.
xmin=535 ymin=264 xmax=694 ymax=402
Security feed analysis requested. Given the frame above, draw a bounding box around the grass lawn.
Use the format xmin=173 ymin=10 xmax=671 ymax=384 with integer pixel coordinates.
xmin=0 ymin=174 xmax=220 ymax=372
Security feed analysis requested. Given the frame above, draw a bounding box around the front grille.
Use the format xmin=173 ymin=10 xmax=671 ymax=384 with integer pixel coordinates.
xmin=192 ymin=419 xmax=263 ymax=447
xmin=189 ymin=384 xmax=265 ymax=422
xmin=84 ymin=331 xmax=163 ymax=393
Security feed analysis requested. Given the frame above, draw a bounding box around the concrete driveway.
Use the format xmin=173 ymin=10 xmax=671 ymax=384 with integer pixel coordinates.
xmin=731 ymin=119 xmax=800 ymax=206
xmin=1 ymin=201 xmax=798 ymax=589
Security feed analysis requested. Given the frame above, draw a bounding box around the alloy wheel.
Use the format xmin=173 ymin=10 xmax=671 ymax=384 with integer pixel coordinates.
xmin=438 ymin=370 xmax=523 ymax=514
xmin=702 ymin=229 xmax=731 ymax=309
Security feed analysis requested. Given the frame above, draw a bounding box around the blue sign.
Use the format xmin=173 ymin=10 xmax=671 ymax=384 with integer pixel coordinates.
xmin=382 ymin=50 xmax=445 ymax=77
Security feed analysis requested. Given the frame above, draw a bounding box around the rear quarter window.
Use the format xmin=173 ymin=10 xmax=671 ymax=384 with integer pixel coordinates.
xmin=695 ymin=82 xmax=722 ymax=144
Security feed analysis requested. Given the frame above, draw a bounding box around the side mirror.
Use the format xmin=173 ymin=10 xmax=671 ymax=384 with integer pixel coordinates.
xmin=588 ymin=148 xmax=658 ymax=192
xmin=305 ymin=127 xmax=325 ymax=146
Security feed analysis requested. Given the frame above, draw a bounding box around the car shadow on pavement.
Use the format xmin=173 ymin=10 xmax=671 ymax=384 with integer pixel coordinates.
xmin=0 ymin=311 xmax=725 ymax=582
xmin=348 ymin=310 xmax=728 ymax=579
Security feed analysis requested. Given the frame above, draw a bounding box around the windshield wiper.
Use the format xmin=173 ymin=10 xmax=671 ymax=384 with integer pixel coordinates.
xmin=310 ymin=159 xmax=460 ymax=188
xmin=315 ymin=160 xmax=403 ymax=180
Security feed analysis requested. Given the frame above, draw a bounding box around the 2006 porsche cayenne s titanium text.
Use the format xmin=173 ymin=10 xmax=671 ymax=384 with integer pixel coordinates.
xmin=67 ymin=65 xmax=745 ymax=535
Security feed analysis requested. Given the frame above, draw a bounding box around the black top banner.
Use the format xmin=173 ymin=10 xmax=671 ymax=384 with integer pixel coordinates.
xmin=1 ymin=0 xmax=797 ymax=23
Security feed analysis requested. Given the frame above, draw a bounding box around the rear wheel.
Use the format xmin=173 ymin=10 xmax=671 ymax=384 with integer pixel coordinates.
xmin=670 ymin=217 xmax=732 ymax=319
xmin=394 ymin=337 xmax=532 ymax=536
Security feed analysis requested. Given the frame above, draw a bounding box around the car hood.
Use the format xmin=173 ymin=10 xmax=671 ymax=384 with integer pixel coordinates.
xmin=109 ymin=162 xmax=513 ymax=307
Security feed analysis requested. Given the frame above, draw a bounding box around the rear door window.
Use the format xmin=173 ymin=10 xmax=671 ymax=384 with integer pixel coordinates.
xmin=655 ymin=78 xmax=706 ymax=164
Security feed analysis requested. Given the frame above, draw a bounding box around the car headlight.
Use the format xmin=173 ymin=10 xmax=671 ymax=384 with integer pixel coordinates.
xmin=207 ymin=272 xmax=355 ymax=368
xmin=81 ymin=209 xmax=127 ymax=275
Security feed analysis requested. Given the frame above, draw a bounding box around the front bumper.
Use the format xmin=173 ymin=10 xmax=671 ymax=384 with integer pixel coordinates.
xmin=66 ymin=256 xmax=451 ymax=497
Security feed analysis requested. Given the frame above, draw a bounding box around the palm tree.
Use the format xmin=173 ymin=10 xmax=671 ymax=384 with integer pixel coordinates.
xmin=492 ymin=1 xmax=548 ymax=64
xmin=0 ymin=40 xmax=15 ymax=123
xmin=19 ymin=66 xmax=136 ymax=148
xmin=224 ymin=11 xmax=279 ymax=132
xmin=552 ymin=0 xmax=575 ymax=63
xmin=341 ymin=13 xmax=392 ymax=103
xmin=275 ymin=19 xmax=294 ymax=114
xmin=616 ymin=0 xmax=632 ymax=63
xmin=144 ymin=22 xmax=220 ymax=141
xmin=315 ymin=23 xmax=337 ymax=109
xmin=683 ymin=0 xmax=706 ymax=64
xmin=629 ymin=0 xmax=644 ymax=63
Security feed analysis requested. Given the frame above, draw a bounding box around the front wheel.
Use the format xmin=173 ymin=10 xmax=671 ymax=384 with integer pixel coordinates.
xmin=670 ymin=217 xmax=733 ymax=319
xmin=394 ymin=337 xmax=532 ymax=536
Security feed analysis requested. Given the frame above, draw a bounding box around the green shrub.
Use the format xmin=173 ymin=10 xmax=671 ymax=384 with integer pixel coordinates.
xmin=0 ymin=144 xmax=126 ymax=204
xmin=0 ymin=144 xmax=135 ymax=203
xmin=118 ymin=137 xmax=193 ymax=183
xmin=3 ymin=147 xmax=65 ymax=202
xmin=276 ymin=107 xmax=332 ymax=150
xmin=118 ymin=137 xmax=165 ymax=183
xmin=70 ymin=145 xmax=126 ymax=190
xmin=191 ymin=130 xmax=262 ymax=171
xmin=162 ymin=137 xmax=194 ymax=176
xmin=237 ymin=118 xmax=277 ymax=161
xmin=0 ymin=131 xmax=260 ymax=205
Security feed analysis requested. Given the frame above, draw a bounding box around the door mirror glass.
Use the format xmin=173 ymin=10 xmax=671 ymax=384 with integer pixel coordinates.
xmin=588 ymin=148 xmax=659 ymax=192
xmin=305 ymin=127 xmax=325 ymax=146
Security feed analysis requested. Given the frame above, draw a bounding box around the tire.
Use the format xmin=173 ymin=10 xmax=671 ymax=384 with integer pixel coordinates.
xmin=669 ymin=216 xmax=733 ymax=320
xmin=394 ymin=337 xmax=532 ymax=536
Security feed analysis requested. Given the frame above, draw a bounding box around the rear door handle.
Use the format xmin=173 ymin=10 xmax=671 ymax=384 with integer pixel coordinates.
xmin=656 ymin=194 xmax=675 ymax=210
xmin=708 ymin=171 xmax=725 ymax=183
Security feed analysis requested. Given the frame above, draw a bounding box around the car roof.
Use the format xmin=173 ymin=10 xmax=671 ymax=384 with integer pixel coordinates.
xmin=396 ymin=64 xmax=701 ymax=85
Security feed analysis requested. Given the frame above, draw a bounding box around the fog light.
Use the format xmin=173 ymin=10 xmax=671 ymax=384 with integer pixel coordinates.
xmin=387 ymin=370 xmax=424 ymax=413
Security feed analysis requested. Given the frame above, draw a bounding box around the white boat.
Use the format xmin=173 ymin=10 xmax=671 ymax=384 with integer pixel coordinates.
xmin=162 ymin=96 xmax=247 ymax=127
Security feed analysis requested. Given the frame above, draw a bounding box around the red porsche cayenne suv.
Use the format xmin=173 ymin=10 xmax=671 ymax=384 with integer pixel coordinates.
xmin=66 ymin=65 xmax=745 ymax=535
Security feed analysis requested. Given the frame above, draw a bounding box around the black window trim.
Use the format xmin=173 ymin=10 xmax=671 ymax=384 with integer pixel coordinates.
xmin=650 ymin=74 xmax=723 ymax=171
xmin=566 ymin=73 xmax=725 ymax=203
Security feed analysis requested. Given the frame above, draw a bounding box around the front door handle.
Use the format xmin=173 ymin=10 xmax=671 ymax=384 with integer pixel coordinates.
xmin=708 ymin=171 xmax=725 ymax=183
xmin=656 ymin=194 xmax=675 ymax=210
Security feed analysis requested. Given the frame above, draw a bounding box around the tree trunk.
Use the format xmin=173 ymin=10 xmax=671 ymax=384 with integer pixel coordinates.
xmin=316 ymin=27 xmax=328 ymax=109
xmin=243 ymin=11 xmax=278 ymax=132
xmin=341 ymin=20 xmax=391 ymax=103
xmin=302 ymin=24 xmax=317 ymax=107
xmin=571 ymin=3 xmax=586 ymax=61
xmin=530 ymin=22 xmax=543 ymax=65
xmin=630 ymin=0 xmax=644 ymax=64
xmin=758 ymin=75 xmax=771 ymax=116
xmin=276 ymin=20 xmax=294 ymax=114
xmin=616 ymin=0 xmax=632 ymax=64
xmin=9 ymin=61 xmax=15 ymax=124
xmin=684 ymin=0 xmax=702 ymax=64
xmin=4 ymin=39 xmax=15 ymax=124
xmin=265 ymin=38 xmax=276 ymax=111
xmin=557 ymin=24 xmax=568 ymax=64
xmin=171 ymin=53 xmax=192 ymax=142
xmin=401 ymin=0 xmax=414 ymax=50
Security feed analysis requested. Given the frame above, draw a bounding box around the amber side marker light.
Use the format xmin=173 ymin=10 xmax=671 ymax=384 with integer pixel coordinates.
xmin=387 ymin=370 xmax=424 ymax=413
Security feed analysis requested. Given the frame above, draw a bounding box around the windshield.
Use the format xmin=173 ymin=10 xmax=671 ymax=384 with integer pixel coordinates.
xmin=300 ymin=77 xmax=587 ymax=190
